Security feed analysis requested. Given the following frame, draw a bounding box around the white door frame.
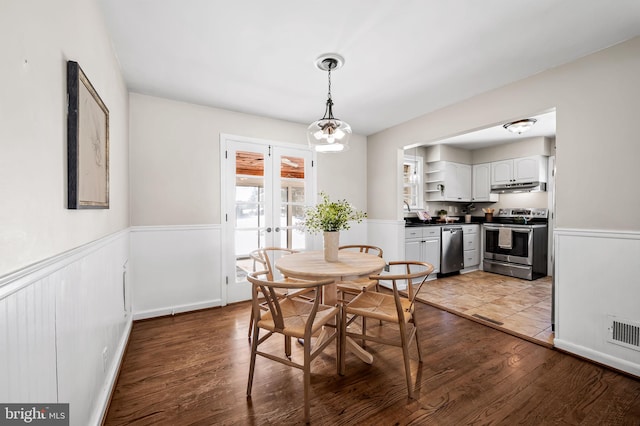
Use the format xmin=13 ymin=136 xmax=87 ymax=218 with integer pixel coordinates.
xmin=220 ymin=133 xmax=317 ymax=304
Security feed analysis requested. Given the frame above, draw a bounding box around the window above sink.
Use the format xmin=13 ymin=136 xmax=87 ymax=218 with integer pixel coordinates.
xmin=403 ymin=154 xmax=423 ymax=211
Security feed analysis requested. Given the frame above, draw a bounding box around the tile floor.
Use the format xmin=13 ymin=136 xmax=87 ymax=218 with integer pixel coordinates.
xmin=416 ymin=270 xmax=554 ymax=346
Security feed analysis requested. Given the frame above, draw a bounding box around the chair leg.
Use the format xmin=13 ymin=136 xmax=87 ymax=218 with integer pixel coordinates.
xmin=285 ymin=336 xmax=292 ymax=359
xmin=398 ymin=320 xmax=414 ymax=399
xmin=247 ymin=326 xmax=259 ymax=397
xmin=374 ymin=283 xmax=383 ymax=326
xmin=303 ymin=333 xmax=312 ymax=423
xmin=336 ymin=307 xmax=342 ymax=375
xmin=339 ymin=306 xmax=346 ymax=375
xmin=361 ymin=317 xmax=367 ymax=348
xmin=413 ymin=318 xmax=423 ymax=362
xmin=248 ymin=312 xmax=254 ymax=339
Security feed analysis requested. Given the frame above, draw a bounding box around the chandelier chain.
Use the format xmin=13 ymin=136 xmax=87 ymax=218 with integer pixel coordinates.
xmin=327 ymin=67 xmax=332 ymax=100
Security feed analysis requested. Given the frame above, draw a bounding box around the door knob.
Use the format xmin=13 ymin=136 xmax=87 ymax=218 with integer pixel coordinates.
xmin=275 ymin=227 xmax=281 ymax=232
xmin=266 ymin=227 xmax=272 ymax=233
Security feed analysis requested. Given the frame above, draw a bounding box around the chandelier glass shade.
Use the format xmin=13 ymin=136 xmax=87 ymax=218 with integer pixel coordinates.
xmin=307 ymin=55 xmax=351 ymax=153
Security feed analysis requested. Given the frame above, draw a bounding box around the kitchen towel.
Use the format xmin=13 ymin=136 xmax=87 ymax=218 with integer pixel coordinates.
xmin=498 ymin=227 xmax=512 ymax=249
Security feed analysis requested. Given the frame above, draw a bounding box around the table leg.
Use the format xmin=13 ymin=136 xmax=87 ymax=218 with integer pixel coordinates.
xmin=299 ymin=278 xmax=375 ymax=364
xmin=346 ymin=336 xmax=373 ymax=364
xmin=327 ymin=281 xmax=375 ymax=364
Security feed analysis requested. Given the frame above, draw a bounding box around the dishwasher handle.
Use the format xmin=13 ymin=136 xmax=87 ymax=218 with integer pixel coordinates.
xmin=442 ymin=226 xmax=462 ymax=233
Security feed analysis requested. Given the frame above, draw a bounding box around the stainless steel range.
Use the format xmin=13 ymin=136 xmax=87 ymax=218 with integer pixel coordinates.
xmin=483 ymin=208 xmax=548 ymax=280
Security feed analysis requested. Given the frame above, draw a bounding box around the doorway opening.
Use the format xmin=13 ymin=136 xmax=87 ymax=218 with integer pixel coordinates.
xmin=402 ymin=109 xmax=556 ymax=346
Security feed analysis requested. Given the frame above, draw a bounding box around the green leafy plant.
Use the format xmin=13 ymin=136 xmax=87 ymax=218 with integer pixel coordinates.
xmin=303 ymin=192 xmax=367 ymax=234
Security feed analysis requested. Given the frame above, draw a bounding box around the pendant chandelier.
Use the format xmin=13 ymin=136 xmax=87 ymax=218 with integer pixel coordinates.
xmin=307 ymin=54 xmax=351 ymax=153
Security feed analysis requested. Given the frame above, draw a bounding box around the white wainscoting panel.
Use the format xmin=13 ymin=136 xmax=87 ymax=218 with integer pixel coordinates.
xmin=0 ymin=230 xmax=131 ymax=426
xmin=367 ymin=220 xmax=405 ymax=290
xmin=554 ymin=228 xmax=640 ymax=376
xmin=130 ymin=225 xmax=222 ymax=319
xmin=0 ymin=277 xmax=58 ymax=403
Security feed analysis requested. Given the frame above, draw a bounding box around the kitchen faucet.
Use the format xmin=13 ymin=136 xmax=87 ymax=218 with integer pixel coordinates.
xmin=403 ymin=201 xmax=411 ymax=212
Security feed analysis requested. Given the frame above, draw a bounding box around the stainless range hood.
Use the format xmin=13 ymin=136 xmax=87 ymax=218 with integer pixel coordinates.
xmin=491 ymin=181 xmax=547 ymax=193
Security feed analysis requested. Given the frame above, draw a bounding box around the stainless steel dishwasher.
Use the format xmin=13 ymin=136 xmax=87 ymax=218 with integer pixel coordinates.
xmin=440 ymin=226 xmax=464 ymax=274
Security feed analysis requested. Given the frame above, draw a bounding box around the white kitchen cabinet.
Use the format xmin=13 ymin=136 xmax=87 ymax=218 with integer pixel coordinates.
xmin=425 ymin=161 xmax=471 ymax=202
xmin=491 ymin=155 xmax=547 ymax=185
xmin=404 ymin=226 xmax=440 ymax=275
xmin=404 ymin=239 xmax=422 ymax=264
xmin=424 ymin=238 xmax=440 ymax=274
xmin=491 ymin=159 xmax=513 ymax=186
xmin=462 ymin=224 xmax=480 ymax=269
xmin=472 ymin=163 xmax=499 ymax=202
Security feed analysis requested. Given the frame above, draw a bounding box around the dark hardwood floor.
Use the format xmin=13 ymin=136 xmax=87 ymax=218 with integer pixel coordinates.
xmin=104 ymin=301 xmax=640 ymax=425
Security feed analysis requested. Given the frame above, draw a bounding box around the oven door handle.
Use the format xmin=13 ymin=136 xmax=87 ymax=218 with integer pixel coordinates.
xmin=512 ymin=228 xmax=532 ymax=234
xmin=484 ymin=226 xmax=532 ymax=233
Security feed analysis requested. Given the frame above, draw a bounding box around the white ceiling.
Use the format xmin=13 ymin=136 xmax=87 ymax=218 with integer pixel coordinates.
xmin=422 ymin=110 xmax=557 ymax=151
xmin=97 ymin=1 xmax=640 ymax=141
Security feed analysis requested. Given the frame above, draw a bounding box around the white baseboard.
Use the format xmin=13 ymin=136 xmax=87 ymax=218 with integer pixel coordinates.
xmin=133 ymin=298 xmax=224 ymax=321
xmin=93 ymin=318 xmax=133 ymax=425
xmin=554 ymin=338 xmax=640 ymax=377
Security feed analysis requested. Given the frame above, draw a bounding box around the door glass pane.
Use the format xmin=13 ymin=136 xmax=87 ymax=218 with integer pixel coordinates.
xmin=290 ymin=205 xmax=306 ymax=249
xmin=290 ymin=186 xmax=305 ymax=203
xmin=280 ymin=156 xmax=304 ymax=179
xmin=235 ymin=229 xmax=266 ymax=281
xmin=235 ymin=184 xmax=264 ymax=228
xmin=235 ymin=151 xmax=265 ymax=281
xmin=277 ymin=156 xmax=306 ymax=250
xmin=236 ymin=151 xmax=264 ymax=176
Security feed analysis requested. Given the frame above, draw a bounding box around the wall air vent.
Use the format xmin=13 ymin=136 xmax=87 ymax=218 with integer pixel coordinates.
xmin=607 ymin=315 xmax=640 ymax=351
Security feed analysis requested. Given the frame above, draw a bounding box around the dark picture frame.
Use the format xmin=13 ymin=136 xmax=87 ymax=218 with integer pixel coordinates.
xmin=67 ymin=60 xmax=109 ymax=209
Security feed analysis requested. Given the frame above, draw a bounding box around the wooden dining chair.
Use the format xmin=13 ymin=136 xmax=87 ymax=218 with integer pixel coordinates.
xmin=246 ymin=270 xmax=340 ymax=424
xmin=339 ymin=261 xmax=434 ymax=398
xmin=335 ymin=245 xmax=384 ymax=299
xmin=247 ymin=247 xmax=318 ymax=357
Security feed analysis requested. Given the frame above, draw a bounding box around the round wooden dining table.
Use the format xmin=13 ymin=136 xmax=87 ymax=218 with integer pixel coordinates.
xmin=275 ymin=250 xmax=386 ymax=364
xmin=275 ymin=250 xmax=386 ymax=304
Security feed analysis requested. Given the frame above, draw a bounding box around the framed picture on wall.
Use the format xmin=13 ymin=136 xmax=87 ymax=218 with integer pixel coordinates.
xmin=67 ymin=60 xmax=109 ymax=209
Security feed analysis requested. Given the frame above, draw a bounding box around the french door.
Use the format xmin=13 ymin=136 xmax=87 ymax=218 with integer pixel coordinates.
xmin=222 ymin=136 xmax=315 ymax=303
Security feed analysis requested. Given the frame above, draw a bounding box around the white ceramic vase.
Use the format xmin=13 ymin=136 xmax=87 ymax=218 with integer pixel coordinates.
xmin=323 ymin=231 xmax=340 ymax=262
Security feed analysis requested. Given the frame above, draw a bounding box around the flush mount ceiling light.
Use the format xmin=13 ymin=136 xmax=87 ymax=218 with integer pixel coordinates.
xmin=503 ymin=118 xmax=537 ymax=134
xmin=307 ymin=54 xmax=351 ymax=153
